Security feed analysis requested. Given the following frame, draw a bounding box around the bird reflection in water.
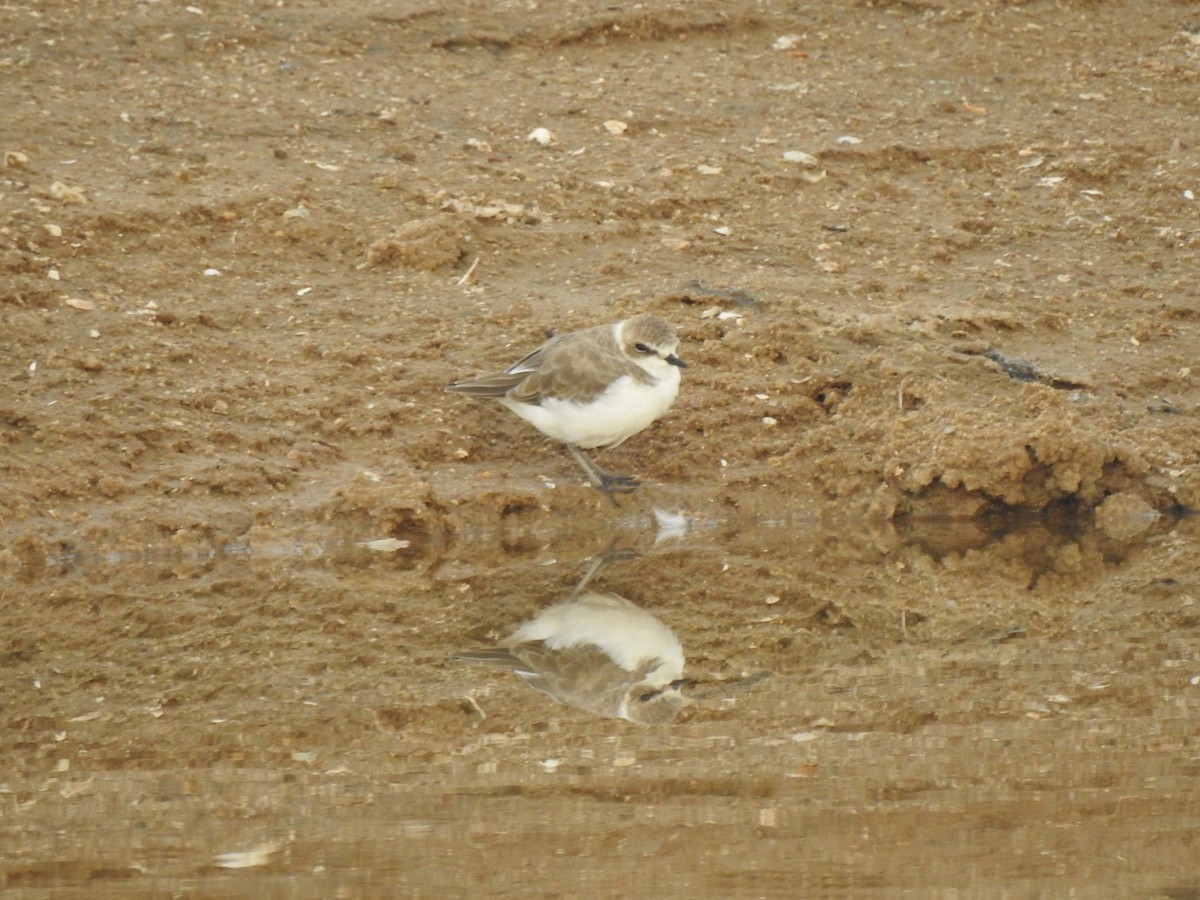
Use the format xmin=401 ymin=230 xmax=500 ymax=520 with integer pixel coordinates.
xmin=452 ymin=556 xmax=689 ymax=724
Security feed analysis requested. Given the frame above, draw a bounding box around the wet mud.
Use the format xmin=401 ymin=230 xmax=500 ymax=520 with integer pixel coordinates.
xmin=3 ymin=0 xmax=1200 ymax=895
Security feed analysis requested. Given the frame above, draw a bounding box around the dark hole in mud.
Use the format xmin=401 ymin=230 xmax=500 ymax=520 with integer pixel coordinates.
xmin=813 ymin=380 xmax=853 ymax=413
xmin=809 ymin=601 xmax=854 ymax=629
xmin=501 ymin=499 xmax=541 ymax=517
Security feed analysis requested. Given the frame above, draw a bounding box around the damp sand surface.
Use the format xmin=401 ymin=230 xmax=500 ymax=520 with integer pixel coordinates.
xmin=3 ymin=0 xmax=1200 ymax=895
xmin=4 ymin=511 xmax=1199 ymax=896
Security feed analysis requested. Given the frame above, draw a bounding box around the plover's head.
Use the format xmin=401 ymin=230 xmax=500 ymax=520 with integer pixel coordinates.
xmin=621 ymin=678 xmax=690 ymax=725
xmin=619 ymin=314 xmax=687 ymax=371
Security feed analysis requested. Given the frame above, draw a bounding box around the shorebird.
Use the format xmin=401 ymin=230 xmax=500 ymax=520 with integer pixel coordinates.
xmin=452 ymin=590 xmax=688 ymax=724
xmin=446 ymin=313 xmax=686 ymax=501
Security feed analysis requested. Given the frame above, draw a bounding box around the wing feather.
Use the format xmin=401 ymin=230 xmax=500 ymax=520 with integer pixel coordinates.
xmin=508 ymin=327 xmax=648 ymax=405
xmin=447 ymin=324 xmax=649 ymax=405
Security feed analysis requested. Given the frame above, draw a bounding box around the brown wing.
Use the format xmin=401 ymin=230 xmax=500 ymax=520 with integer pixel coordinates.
xmin=456 ymin=642 xmax=646 ymax=718
xmin=447 ymin=323 xmax=657 ymax=404
xmin=444 ymin=370 xmax=530 ymax=398
xmin=507 ymin=326 xmax=650 ymax=405
xmin=450 ymin=647 xmax=536 ymax=673
xmin=444 ymin=331 xmax=568 ymax=399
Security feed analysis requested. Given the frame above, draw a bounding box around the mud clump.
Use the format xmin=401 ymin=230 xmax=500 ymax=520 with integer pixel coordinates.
xmin=360 ymin=215 xmax=465 ymax=271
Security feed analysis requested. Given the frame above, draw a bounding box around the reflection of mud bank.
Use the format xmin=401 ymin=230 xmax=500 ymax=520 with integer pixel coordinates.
xmin=876 ymin=507 xmax=1194 ymax=595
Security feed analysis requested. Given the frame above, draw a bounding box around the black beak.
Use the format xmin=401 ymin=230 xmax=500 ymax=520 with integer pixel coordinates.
xmin=666 ymin=354 xmax=688 ymax=368
xmin=669 ymin=678 xmax=695 ymax=690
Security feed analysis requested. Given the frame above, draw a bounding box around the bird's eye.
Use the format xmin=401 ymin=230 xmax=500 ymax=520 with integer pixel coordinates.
xmin=634 ymin=342 xmax=652 ymax=354
xmin=639 ymin=690 xmax=658 ymax=702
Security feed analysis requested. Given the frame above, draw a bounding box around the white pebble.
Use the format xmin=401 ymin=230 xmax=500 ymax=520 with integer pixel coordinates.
xmin=782 ymin=150 xmax=818 ymax=166
xmin=527 ymin=127 xmax=555 ymax=146
xmin=359 ymin=538 xmax=411 ymax=552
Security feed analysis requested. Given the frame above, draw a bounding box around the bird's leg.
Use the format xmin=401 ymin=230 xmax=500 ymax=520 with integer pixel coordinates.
xmin=566 ymin=443 xmax=639 ymax=504
xmin=570 ymin=542 xmax=641 ymax=598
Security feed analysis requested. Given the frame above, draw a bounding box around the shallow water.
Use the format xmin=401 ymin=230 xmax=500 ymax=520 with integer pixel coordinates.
xmin=2 ymin=508 xmax=1197 ymax=897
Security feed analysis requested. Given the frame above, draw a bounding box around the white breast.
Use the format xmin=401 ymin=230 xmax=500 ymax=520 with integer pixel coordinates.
xmin=502 ymin=362 xmax=680 ymax=449
xmin=513 ymin=595 xmax=684 ymax=679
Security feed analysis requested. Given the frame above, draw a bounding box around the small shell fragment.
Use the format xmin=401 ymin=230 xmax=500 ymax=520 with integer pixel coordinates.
xmin=214 ymin=842 xmax=281 ymax=870
xmin=359 ymin=538 xmax=411 ymax=552
xmin=50 ymin=181 xmax=88 ymax=204
xmin=602 ymin=119 xmax=627 ymax=135
xmin=65 ymin=298 xmax=95 ymax=310
xmin=527 ymin=127 xmax=555 ymax=146
xmin=772 ymin=35 xmax=800 ymax=51
xmin=653 ymin=507 xmax=690 ymax=541
xmin=783 ymin=150 xmax=818 ymax=166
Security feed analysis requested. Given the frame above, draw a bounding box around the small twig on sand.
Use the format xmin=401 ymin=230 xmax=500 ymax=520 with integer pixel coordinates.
xmin=456 ymin=256 xmax=480 ymax=286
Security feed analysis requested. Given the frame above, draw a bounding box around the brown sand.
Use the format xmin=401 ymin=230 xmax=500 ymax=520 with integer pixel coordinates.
xmin=3 ymin=1 xmax=1199 ymax=895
